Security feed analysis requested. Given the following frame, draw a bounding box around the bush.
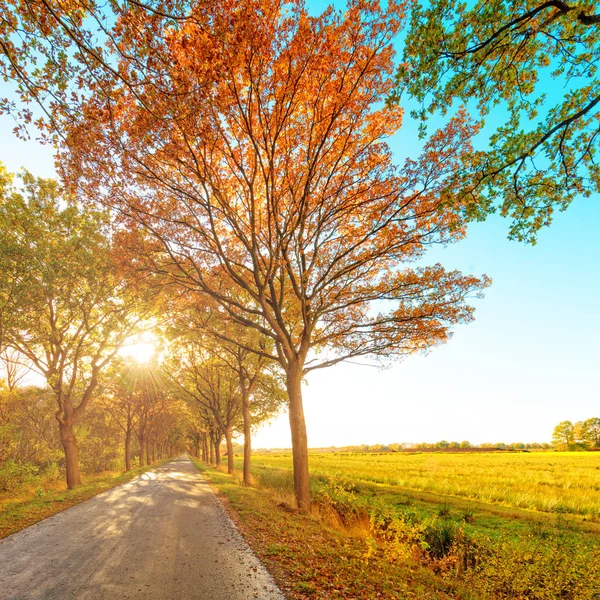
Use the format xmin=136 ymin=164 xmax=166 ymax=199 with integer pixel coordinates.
xmin=0 ymin=460 xmax=40 ymax=493
xmin=40 ymin=462 xmax=61 ymax=484
xmin=0 ymin=423 xmax=19 ymax=462
xmin=422 ymin=518 xmax=460 ymax=560
xmin=313 ymin=476 xmax=369 ymax=529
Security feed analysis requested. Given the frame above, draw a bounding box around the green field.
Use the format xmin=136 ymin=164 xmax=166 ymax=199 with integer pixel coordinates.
xmin=220 ymin=450 xmax=600 ymax=598
xmin=243 ymin=451 xmax=600 ymax=519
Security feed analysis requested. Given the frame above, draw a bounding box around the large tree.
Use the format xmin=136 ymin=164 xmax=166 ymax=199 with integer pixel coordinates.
xmin=0 ymin=167 xmax=147 ymax=487
xmin=58 ymin=0 xmax=489 ymax=509
xmin=396 ymin=0 xmax=600 ymax=243
xmin=580 ymin=417 xmax=600 ymax=448
xmin=552 ymin=420 xmax=575 ymax=449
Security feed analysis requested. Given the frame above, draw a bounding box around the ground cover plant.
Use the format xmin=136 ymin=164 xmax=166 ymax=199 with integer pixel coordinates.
xmin=195 ymin=451 xmax=600 ymax=599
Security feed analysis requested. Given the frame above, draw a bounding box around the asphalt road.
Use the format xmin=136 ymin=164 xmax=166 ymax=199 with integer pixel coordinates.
xmin=0 ymin=456 xmax=285 ymax=600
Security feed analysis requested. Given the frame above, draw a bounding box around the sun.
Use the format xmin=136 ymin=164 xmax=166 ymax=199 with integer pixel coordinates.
xmin=119 ymin=335 xmax=159 ymax=365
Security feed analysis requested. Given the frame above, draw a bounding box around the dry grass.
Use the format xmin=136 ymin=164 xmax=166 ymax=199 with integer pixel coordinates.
xmin=245 ymin=451 xmax=600 ymax=518
xmin=194 ymin=460 xmax=470 ymax=599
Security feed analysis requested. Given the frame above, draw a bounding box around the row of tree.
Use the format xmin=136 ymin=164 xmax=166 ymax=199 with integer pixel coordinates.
xmin=0 ymin=169 xmax=285 ymax=491
xmin=0 ymin=379 xmax=186 ymax=492
xmin=552 ymin=419 xmax=600 ymax=450
xmin=411 ymin=441 xmax=553 ymax=450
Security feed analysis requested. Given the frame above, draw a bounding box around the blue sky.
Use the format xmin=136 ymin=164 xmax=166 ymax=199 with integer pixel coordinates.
xmin=0 ymin=0 xmax=598 ymax=446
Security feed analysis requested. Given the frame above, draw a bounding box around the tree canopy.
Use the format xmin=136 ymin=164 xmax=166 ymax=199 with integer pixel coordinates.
xmin=396 ymin=0 xmax=600 ymax=243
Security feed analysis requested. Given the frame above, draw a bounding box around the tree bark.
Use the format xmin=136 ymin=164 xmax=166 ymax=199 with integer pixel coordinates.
xmin=138 ymin=435 xmax=146 ymax=467
xmin=146 ymin=441 xmax=151 ymax=465
xmin=209 ymin=437 xmax=214 ymax=464
xmin=124 ymin=430 xmax=131 ymax=471
xmin=225 ymin=428 xmax=234 ymax=474
xmin=59 ymin=421 xmax=82 ymax=489
xmin=214 ymin=437 xmax=221 ymax=467
xmin=286 ymin=365 xmax=310 ymax=510
xmin=242 ymin=392 xmax=252 ymax=485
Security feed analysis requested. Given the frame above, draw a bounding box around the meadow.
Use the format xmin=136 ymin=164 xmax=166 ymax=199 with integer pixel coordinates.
xmin=243 ymin=451 xmax=600 ymax=519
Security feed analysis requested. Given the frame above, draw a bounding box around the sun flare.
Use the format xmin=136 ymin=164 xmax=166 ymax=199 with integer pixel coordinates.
xmin=119 ymin=337 xmax=159 ymax=365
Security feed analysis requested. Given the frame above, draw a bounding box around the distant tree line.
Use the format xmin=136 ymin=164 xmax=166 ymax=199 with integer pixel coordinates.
xmin=552 ymin=419 xmax=600 ymax=451
xmin=411 ymin=441 xmax=552 ymax=451
xmin=258 ymin=441 xmax=554 ymax=454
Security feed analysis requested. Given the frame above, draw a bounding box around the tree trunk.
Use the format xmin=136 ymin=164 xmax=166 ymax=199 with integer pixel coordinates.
xmin=138 ymin=435 xmax=146 ymax=467
xmin=146 ymin=441 xmax=151 ymax=465
xmin=59 ymin=421 xmax=82 ymax=489
xmin=214 ymin=437 xmax=221 ymax=467
xmin=124 ymin=430 xmax=132 ymax=472
xmin=209 ymin=437 xmax=214 ymax=464
xmin=287 ymin=365 xmax=310 ymax=510
xmin=152 ymin=443 xmax=156 ymax=463
xmin=242 ymin=393 xmax=252 ymax=485
xmin=225 ymin=428 xmax=234 ymax=474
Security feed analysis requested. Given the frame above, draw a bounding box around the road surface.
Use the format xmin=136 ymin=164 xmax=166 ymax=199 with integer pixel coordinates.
xmin=0 ymin=456 xmax=285 ymax=600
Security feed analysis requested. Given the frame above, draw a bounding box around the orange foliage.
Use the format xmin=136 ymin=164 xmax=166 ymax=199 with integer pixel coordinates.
xmin=49 ymin=0 xmax=490 ymax=507
xmin=61 ymin=0 xmax=486 ymax=369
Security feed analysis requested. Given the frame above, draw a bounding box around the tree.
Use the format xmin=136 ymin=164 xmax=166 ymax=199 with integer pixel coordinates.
xmin=552 ymin=420 xmax=575 ymax=449
xmin=580 ymin=417 xmax=600 ymax=448
xmin=0 ymin=167 xmax=146 ymax=487
xmin=100 ymin=360 xmax=143 ymax=471
xmin=167 ymin=295 xmax=285 ymax=484
xmin=129 ymin=362 xmax=167 ymax=467
xmin=56 ymin=0 xmax=489 ymax=509
xmin=395 ymin=0 xmax=600 ymax=243
xmin=0 ymin=384 xmax=61 ymax=466
xmin=169 ymin=335 xmax=243 ymax=474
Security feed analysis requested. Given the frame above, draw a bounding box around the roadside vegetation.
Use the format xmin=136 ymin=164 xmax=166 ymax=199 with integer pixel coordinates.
xmin=194 ymin=452 xmax=600 ymax=599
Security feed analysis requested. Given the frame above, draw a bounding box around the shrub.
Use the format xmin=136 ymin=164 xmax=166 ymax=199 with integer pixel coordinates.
xmin=41 ymin=462 xmax=61 ymax=484
xmin=422 ymin=518 xmax=460 ymax=560
xmin=313 ymin=476 xmax=369 ymax=529
xmin=0 ymin=460 xmax=40 ymax=493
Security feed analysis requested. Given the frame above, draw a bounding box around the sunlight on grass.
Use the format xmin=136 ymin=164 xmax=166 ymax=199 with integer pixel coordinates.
xmin=243 ymin=452 xmax=600 ymax=519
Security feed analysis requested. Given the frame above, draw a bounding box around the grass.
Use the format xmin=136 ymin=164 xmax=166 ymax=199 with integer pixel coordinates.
xmin=192 ymin=459 xmax=471 ymax=599
xmin=243 ymin=451 xmax=600 ymax=519
xmin=0 ymin=459 xmax=171 ymax=540
xmin=194 ymin=452 xmax=600 ymax=599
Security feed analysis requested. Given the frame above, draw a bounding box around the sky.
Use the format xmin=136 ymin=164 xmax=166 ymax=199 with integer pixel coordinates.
xmin=0 ymin=1 xmax=598 ymax=447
